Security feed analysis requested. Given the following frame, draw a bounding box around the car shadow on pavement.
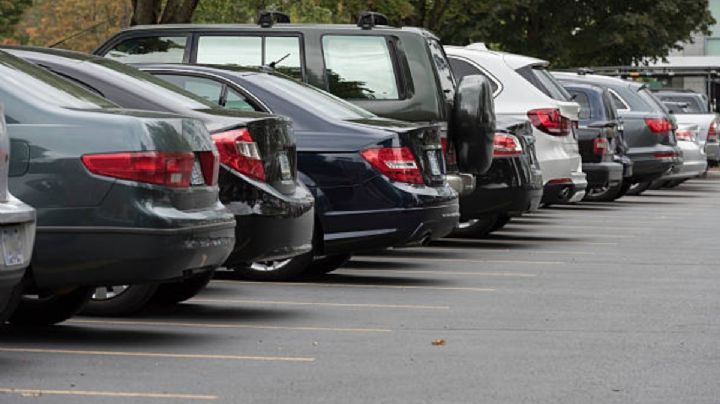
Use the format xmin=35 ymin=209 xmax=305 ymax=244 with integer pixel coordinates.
xmin=363 ymin=248 xmax=466 ymax=259
xmin=429 ymin=239 xmax=538 ymax=250
xmin=341 ymin=260 xmax=419 ymax=270
xmin=297 ymin=273 xmax=456 ymax=287
xmin=543 ymin=205 xmax=620 ymax=211
xmin=611 ymin=199 xmax=682 ymax=205
xmin=133 ymin=302 xmax=301 ymax=323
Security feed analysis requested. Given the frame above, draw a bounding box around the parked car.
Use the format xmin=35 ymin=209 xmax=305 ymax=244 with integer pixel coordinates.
xmin=554 ymin=72 xmax=680 ymax=196
xmin=561 ymin=82 xmax=628 ymax=201
xmin=654 ymin=89 xmax=720 ymax=167
xmin=93 ymin=12 xmax=500 ymax=221
xmin=445 ymin=43 xmax=588 ymax=205
xmin=0 ymin=50 xmax=236 ymax=324
xmin=4 ymin=46 xmax=315 ymax=289
xmin=651 ymin=123 xmax=707 ymax=188
xmin=138 ymin=63 xmax=460 ymax=276
xmin=0 ymin=106 xmax=36 ymax=324
xmin=453 ymin=116 xmax=543 ymax=236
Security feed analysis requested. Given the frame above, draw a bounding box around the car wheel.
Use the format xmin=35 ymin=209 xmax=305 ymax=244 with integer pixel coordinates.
xmin=9 ymin=287 xmax=94 ymax=325
xmin=626 ymin=181 xmax=651 ymax=196
xmin=451 ymin=215 xmax=499 ymax=238
xmin=306 ymin=254 xmax=352 ymax=275
xmin=0 ymin=284 xmax=22 ymax=325
xmin=151 ymin=270 xmax=215 ymax=305
xmin=233 ymin=252 xmax=314 ymax=281
xmin=584 ymin=182 xmax=623 ymax=202
xmin=489 ymin=215 xmax=511 ymax=232
xmin=81 ymin=283 xmax=159 ymax=316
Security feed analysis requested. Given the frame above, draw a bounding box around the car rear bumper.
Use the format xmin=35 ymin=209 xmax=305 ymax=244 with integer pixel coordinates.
xmin=542 ymin=171 xmax=588 ymax=204
xmin=704 ymin=143 xmax=720 ymax=162
xmin=583 ymin=161 xmax=624 ymax=188
xmin=627 ymin=148 xmax=675 ymax=182
xmin=660 ymin=159 xmax=708 ymax=181
xmin=31 ymin=210 xmax=236 ymax=290
xmin=0 ymin=197 xmax=35 ymax=300
xmin=460 ymin=157 xmax=543 ymax=219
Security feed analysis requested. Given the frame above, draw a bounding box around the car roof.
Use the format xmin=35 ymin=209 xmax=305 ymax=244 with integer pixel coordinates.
xmin=553 ymin=71 xmax=644 ymax=90
xmin=1 ymin=45 xmax=102 ymax=63
xmin=445 ymin=43 xmax=549 ymax=69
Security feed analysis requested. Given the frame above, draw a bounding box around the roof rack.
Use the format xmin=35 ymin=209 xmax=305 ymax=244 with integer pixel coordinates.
xmin=257 ymin=10 xmax=290 ymax=28
xmin=652 ymin=88 xmax=697 ymax=93
xmin=357 ymin=11 xmax=389 ymax=30
xmin=576 ymin=67 xmax=595 ymax=76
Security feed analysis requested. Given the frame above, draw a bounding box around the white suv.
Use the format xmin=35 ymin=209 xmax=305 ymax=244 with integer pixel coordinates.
xmin=445 ymin=44 xmax=587 ymax=203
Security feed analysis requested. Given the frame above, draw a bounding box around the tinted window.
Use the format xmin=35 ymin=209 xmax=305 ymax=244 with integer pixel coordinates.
xmin=569 ymin=90 xmax=592 ymax=120
xmin=322 ymin=35 xmax=399 ymax=100
xmin=246 ymin=73 xmax=376 ymax=120
xmin=106 ymin=36 xmax=187 ymax=63
xmin=519 ymin=66 xmax=571 ymax=101
xmin=448 ymin=57 xmax=498 ymax=93
xmin=609 ymin=90 xmax=630 ymax=111
xmin=225 ymin=87 xmax=258 ymax=112
xmin=197 ymin=36 xmax=262 ymax=66
xmin=156 ymin=74 xmax=223 ymax=104
xmin=638 ymin=88 xmax=669 ymax=114
xmin=657 ymin=94 xmax=707 ymax=113
xmin=265 ymin=37 xmax=302 ymax=79
xmin=427 ymin=39 xmax=455 ymax=103
xmin=0 ymin=53 xmax=115 ymax=109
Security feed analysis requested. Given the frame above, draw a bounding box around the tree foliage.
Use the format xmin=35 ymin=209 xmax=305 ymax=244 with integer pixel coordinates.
xmin=0 ymin=0 xmax=33 ymax=41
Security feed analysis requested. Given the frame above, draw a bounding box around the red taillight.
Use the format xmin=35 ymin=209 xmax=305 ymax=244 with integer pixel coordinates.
xmin=675 ymin=129 xmax=694 ymax=142
xmin=708 ymin=122 xmax=718 ymax=142
xmin=493 ymin=133 xmax=523 ymax=157
xmin=81 ymin=151 xmax=194 ymax=188
xmin=547 ymin=178 xmax=573 ymax=185
xmin=654 ymin=151 xmax=677 ymax=160
xmin=197 ymin=150 xmax=219 ymax=185
xmin=440 ymin=137 xmax=458 ymax=167
xmin=593 ymin=137 xmax=609 ymax=155
xmin=361 ymin=147 xmax=424 ymax=185
xmin=644 ymin=118 xmax=672 ymax=134
xmin=211 ymin=128 xmax=265 ymax=182
xmin=527 ymin=108 xmax=571 ymax=136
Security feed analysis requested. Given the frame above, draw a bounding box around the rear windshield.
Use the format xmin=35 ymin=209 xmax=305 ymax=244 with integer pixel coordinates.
xmin=0 ymin=52 xmax=115 ymax=109
xmin=518 ymin=65 xmax=572 ymax=101
xmin=246 ymin=73 xmax=376 ymax=121
xmin=657 ymin=94 xmax=708 ymax=113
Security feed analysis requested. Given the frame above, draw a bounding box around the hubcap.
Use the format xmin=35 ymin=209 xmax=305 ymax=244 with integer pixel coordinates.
xmin=249 ymin=259 xmax=292 ymax=272
xmin=92 ymin=285 xmax=129 ymax=301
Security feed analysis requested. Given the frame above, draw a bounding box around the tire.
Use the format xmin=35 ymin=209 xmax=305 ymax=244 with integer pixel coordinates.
xmin=488 ymin=215 xmax=511 ymax=232
xmin=9 ymin=287 xmax=94 ymax=325
xmin=81 ymin=283 xmax=159 ymax=317
xmin=232 ymin=252 xmax=313 ymax=281
xmin=306 ymin=254 xmax=352 ymax=275
xmin=0 ymin=284 xmax=22 ymax=325
xmin=451 ymin=215 xmax=499 ymax=238
xmin=626 ymin=181 xmax=651 ymax=196
xmin=151 ymin=270 xmax=215 ymax=305
xmin=584 ymin=182 xmax=623 ymax=202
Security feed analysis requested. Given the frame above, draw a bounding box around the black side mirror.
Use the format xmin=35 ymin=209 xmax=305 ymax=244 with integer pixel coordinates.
xmin=449 ymin=75 xmax=495 ymax=175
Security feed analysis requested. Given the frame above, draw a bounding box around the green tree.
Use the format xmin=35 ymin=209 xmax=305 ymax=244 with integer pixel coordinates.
xmin=0 ymin=0 xmax=32 ymax=40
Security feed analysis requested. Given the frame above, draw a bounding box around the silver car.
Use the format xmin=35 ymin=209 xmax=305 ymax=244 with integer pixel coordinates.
xmin=656 ymin=123 xmax=708 ymax=187
xmin=0 ymin=105 xmax=36 ymax=324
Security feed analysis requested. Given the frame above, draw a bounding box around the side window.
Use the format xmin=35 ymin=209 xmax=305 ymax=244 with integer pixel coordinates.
xmin=196 ymin=36 xmax=262 ymax=66
xmin=225 ymin=88 xmax=259 ymax=112
xmin=427 ymin=39 xmax=456 ymax=103
xmin=568 ymin=90 xmax=592 ymax=120
xmin=265 ymin=37 xmax=302 ymax=79
xmin=609 ymin=90 xmax=630 ymax=111
xmin=448 ymin=58 xmax=499 ymax=94
xmin=106 ymin=36 xmax=187 ymax=63
xmin=154 ymin=74 xmax=223 ymax=104
xmin=322 ymin=35 xmax=399 ymax=100
xmin=4 ymin=115 xmax=18 ymax=124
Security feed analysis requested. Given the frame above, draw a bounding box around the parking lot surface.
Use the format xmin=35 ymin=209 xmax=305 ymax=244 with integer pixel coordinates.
xmin=1 ymin=175 xmax=719 ymax=403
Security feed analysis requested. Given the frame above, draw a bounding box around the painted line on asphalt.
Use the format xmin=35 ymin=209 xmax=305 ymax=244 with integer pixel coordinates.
xmin=0 ymin=347 xmax=315 ymax=362
xmin=339 ymin=269 xmax=537 ymax=277
xmin=191 ymin=298 xmax=450 ymax=310
xmin=355 ymin=256 xmax=564 ymax=265
xmin=438 ymin=238 xmax=618 ymax=246
xmin=212 ymin=280 xmax=495 ymax=292
xmin=68 ymin=319 xmax=391 ymax=333
xmin=422 ymin=247 xmax=598 ymax=255
xmin=0 ymin=387 xmax=217 ymax=401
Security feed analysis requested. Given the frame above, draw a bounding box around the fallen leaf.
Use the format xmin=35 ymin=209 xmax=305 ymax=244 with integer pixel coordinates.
xmin=431 ymin=339 xmax=446 ymax=346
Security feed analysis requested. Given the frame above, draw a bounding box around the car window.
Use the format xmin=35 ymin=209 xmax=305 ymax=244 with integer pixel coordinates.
xmin=427 ymin=39 xmax=456 ymax=103
xmin=265 ymin=37 xmax=302 ymax=79
xmin=0 ymin=53 xmax=115 ymax=110
xmin=155 ymin=74 xmax=223 ymax=104
xmin=225 ymin=87 xmax=258 ymax=112
xmin=638 ymin=88 xmax=670 ymax=114
xmin=322 ymin=35 xmax=399 ymax=100
xmin=609 ymin=90 xmax=630 ymax=111
xmin=657 ymin=94 xmax=707 ymax=113
xmin=197 ymin=36 xmax=262 ymax=66
xmin=106 ymin=36 xmax=187 ymax=63
xmin=569 ymin=90 xmax=592 ymax=120
xmin=245 ymin=73 xmax=376 ymax=120
xmin=448 ymin=57 xmax=499 ymax=94
xmin=518 ymin=66 xmax=571 ymax=101
xmin=4 ymin=114 xmax=18 ymax=124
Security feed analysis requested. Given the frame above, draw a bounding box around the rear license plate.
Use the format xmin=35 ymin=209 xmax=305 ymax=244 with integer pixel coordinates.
xmin=1 ymin=226 xmax=24 ymax=267
xmin=190 ymin=160 xmax=205 ymax=185
xmin=279 ymin=153 xmax=292 ymax=181
xmin=427 ymin=150 xmax=441 ymax=176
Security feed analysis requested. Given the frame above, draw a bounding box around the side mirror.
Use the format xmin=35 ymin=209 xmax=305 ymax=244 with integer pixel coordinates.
xmin=449 ymin=75 xmax=495 ymax=175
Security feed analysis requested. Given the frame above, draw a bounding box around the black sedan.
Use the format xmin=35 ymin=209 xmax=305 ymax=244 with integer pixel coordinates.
xmin=140 ymin=63 xmax=460 ymax=277
xmin=0 ymin=50 xmax=236 ymax=324
xmin=4 ymin=47 xmax=315 ymax=290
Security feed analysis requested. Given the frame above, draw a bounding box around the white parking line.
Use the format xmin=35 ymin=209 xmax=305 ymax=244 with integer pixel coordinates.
xmin=191 ymin=298 xmax=450 ymax=310
xmin=339 ymin=269 xmax=537 ymax=277
xmin=0 ymin=347 xmax=315 ymax=362
xmin=355 ymin=256 xmax=564 ymax=265
xmin=0 ymin=387 xmax=217 ymax=401
xmin=212 ymin=280 xmax=495 ymax=292
xmin=68 ymin=319 xmax=392 ymax=333
xmin=420 ymin=247 xmax=598 ymax=255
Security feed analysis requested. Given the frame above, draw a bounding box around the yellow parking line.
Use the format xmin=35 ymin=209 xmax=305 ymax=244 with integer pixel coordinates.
xmin=212 ymin=280 xmax=495 ymax=292
xmin=0 ymin=347 xmax=314 ymax=362
xmin=68 ymin=319 xmax=391 ymax=333
xmin=0 ymin=387 xmax=216 ymax=400
xmin=339 ymin=268 xmax=536 ymax=277
xmin=191 ymin=298 xmax=450 ymax=310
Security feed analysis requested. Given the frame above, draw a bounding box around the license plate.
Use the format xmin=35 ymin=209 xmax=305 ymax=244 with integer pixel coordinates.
xmin=190 ymin=160 xmax=205 ymax=185
xmin=279 ymin=153 xmax=292 ymax=181
xmin=426 ymin=150 xmax=441 ymax=176
xmin=1 ymin=226 xmax=25 ymax=267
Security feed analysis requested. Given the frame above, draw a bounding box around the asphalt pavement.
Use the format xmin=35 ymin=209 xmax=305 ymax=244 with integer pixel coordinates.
xmin=1 ymin=174 xmax=719 ymax=403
